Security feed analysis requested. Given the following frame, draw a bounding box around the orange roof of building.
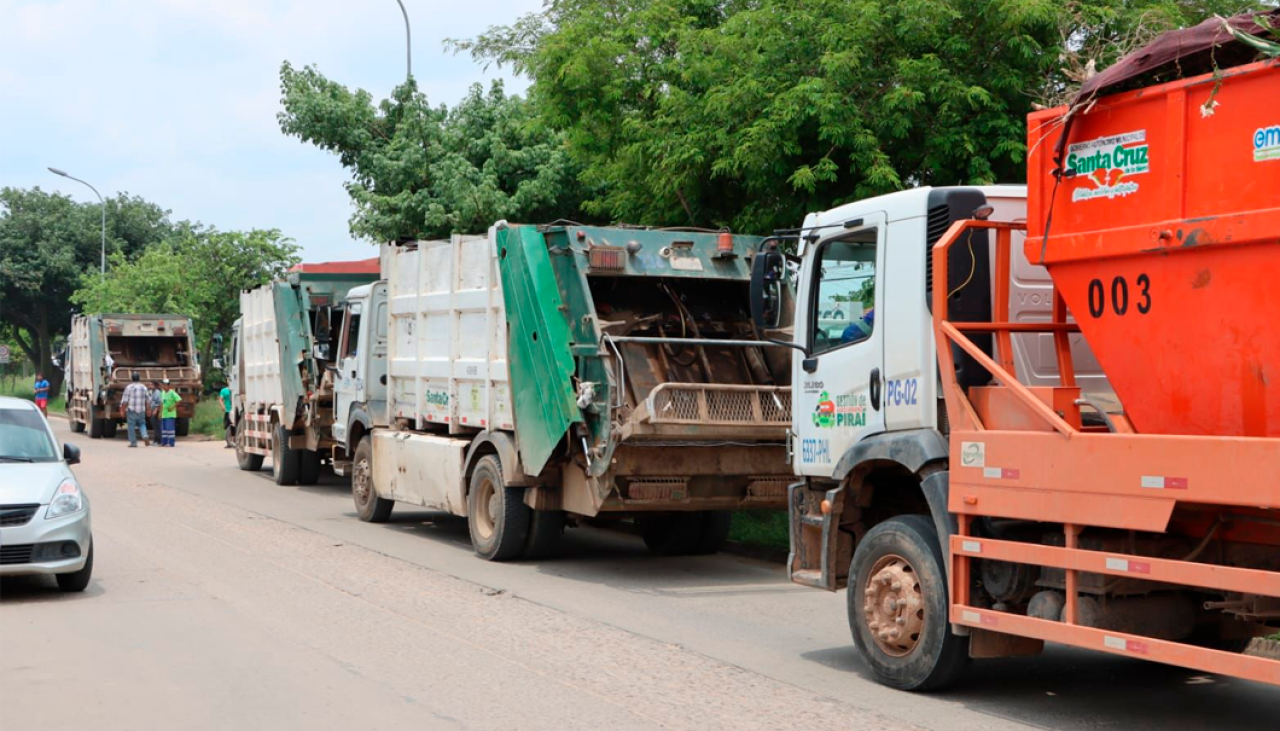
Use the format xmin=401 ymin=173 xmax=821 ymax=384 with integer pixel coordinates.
xmin=288 ymin=257 xmax=380 ymax=275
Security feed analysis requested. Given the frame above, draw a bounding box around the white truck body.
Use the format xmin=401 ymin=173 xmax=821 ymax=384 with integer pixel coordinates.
xmin=239 ymin=286 xmax=286 ymax=415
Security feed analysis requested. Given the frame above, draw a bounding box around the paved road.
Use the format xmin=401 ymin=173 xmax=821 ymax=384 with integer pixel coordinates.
xmin=3 ymin=421 xmax=1276 ymax=730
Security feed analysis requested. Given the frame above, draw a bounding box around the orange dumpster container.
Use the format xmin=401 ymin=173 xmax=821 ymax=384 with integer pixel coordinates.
xmin=1026 ymin=60 xmax=1280 ymax=437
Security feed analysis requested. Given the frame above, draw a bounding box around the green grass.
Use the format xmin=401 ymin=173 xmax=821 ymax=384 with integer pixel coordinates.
xmin=0 ymin=379 xmax=66 ymax=414
xmin=729 ymin=510 xmax=790 ymax=552
xmin=190 ymin=399 xmax=227 ymax=438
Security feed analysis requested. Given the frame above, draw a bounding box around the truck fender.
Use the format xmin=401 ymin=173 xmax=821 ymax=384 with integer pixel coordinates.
xmin=831 ymin=428 xmax=948 ymax=481
xmin=346 ymin=404 xmax=373 ymax=448
xmin=464 ymin=432 xmax=534 ymax=488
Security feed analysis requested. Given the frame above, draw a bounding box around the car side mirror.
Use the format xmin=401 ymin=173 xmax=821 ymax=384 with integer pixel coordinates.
xmin=750 ymin=248 xmax=785 ymax=331
xmin=63 ymin=443 xmax=81 ymax=465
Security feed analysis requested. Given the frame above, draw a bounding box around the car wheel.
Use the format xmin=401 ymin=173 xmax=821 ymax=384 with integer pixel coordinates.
xmin=56 ymin=541 xmax=94 ymax=593
xmin=352 ymin=438 xmax=393 ymax=523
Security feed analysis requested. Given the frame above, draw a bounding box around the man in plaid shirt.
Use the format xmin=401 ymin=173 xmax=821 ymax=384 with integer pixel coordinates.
xmin=119 ymin=372 xmax=151 ymax=448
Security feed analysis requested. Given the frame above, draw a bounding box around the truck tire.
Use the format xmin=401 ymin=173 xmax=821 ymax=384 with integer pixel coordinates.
xmin=848 ymin=514 xmax=968 ymax=692
xmin=71 ymin=413 xmax=86 ymax=434
xmin=272 ymin=424 xmax=300 ymax=485
xmin=297 ymin=449 xmax=322 ymax=485
xmin=639 ymin=512 xmax=703 ymax=556
xmin=524 ymin=509 xmax=566 ymax=559
xmin=101 ymin=418 xmax=118 ymax=439
xmin=352 ymin=438 xmax=393 ymax=523
xmin=235 ymin=422 xmax=264 ymax=472
xmin=175 ymin=417 xmax=190 ymax=438
xmin=693 ymin=510 xmax=733 ymax=555
xmin=467 ymin=455 xmax=530 ymax=561
xmin=88 ymin=405 xmax=103 ymax=439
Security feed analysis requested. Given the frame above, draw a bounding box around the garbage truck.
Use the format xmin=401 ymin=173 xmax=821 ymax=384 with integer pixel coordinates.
xmin=228 ymin=263 xmax=378 ymax=485
xmin=333 ymin=224 xmax=793 ymax=560
xmin=748 ymin=17 xmax=1280 ymax=691
xmin=65 ymin=313 xmax=201 ymax=438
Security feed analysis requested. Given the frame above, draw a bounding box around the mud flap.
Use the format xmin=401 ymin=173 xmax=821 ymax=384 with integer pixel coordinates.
xmin=787 ymin=481 xmax=849 ymax=591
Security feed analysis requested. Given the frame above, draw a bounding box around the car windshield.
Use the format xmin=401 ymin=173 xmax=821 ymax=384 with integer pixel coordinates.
xmin=0 ymin=408 xmax=59 ymax=462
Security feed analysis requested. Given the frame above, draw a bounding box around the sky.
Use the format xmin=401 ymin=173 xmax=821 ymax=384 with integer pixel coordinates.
xmin=0 ymin=0 xmax=540 ymax=263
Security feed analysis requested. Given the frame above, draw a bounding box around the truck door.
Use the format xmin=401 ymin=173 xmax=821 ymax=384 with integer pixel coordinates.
xmin=794 ymin=214 xmax=887 ymax=477
xmin=333 ymin=284 xmax=388 ymax=443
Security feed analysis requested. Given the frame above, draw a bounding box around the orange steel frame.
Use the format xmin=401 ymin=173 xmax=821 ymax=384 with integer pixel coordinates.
xmin=932 ymin=220 xmax=1280 ymax=686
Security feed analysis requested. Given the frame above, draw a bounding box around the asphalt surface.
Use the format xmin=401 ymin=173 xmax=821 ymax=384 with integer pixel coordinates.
xmin=2 ymin=419 xmax=1277 ymax=730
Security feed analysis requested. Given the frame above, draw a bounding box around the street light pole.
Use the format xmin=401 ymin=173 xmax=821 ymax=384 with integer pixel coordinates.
xmin=48 ymin=167 xmax=107 ymax=279
xmin=394 ymin=0 xmax=412 ymax=81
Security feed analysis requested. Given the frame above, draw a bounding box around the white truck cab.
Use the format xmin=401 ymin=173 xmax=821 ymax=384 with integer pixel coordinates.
xmin=753 ymin=186 xmax=1111 ymax=586
xmin=331 ymin=282 xmax=389 ymax=473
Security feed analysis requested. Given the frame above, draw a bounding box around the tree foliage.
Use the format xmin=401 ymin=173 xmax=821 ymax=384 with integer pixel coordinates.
xmin=277 ymin=66 xmax=589 ymax=242
xmin=72 ymin=227 xmax=299 ymax=386
xmin=0 ymin=187 xmax=174 ymax=394
xmin=451 ymin=0 xmax=1263 ymax=233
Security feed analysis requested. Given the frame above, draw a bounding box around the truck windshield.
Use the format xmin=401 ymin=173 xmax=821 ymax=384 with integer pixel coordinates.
xmin=0 ymin=409 xmax=59 ymax=462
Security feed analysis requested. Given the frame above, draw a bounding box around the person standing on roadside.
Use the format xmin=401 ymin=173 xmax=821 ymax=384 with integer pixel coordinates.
xmin=120 ymin=372 xmax=151 ymax=448
xmin=159 ymin=379 xmax=182 ymax=447
xmin=32 ymin=373 xmax=50 ymax=417
xmin=219 ymin=382 xmax=234 ymax=449
xmin=148 ymin=381 xmax=162 ymax=436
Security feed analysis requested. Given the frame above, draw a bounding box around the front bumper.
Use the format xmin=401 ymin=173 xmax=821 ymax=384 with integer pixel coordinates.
xmin=0 ymin=506 xmax=92 ymax=576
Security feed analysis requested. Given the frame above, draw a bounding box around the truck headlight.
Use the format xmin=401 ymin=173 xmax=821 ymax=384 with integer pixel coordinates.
xmin=46 ymin=481 xmax=84 ymax=519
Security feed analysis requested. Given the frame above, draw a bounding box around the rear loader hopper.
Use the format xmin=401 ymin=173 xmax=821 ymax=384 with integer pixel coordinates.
xmin=1026 ymin=60 xmax=1280 ymax=437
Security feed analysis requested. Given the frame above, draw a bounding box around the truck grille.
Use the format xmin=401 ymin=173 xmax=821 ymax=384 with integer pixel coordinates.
xmin=0 ymin=504 xmax=39 ymax=527
xmin=0 ymin=544 xmax=35 ymax=564
xmin=646 ymin=385 xmax=791 ymax=426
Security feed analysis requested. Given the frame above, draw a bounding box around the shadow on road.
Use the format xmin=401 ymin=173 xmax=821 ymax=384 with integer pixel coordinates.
xmin=0 ymin=575 xmax=104 ymax=604
xmin=801 ymin=641 xmax=1279 ymax=731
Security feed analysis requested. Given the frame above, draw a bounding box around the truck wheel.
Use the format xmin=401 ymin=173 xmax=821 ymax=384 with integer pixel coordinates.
xmin=235 ymin=423 xmax=264 ymax=471
xmin=71 ymin=418 xmax=85 ymax=434
xmin=639 ymin=512 xmax=702 ymax=556
xmin=101 ymin=419 xmax=118 ymax=439
xmin=87 ymin=406 xmax=103 ymax=439
xmin=272 ymin=424 xmax=300 ymax=485
xmin=56 ymin=541 xmax=93 ymax=593
xmin=175 ymin=417 xmax=190 ymax=438
xmin=693 ymin=510 xmax=733 ymax=555
xmin=297 ymin=449 xmax=322 ymax=485
xmin=467 ymin=455 xmax=530 ymax=561
xmin=525 ymin=509 xmax=566 ymax=559
xmin=352 ymin=438 xmax=393 ymax=523
xmin=848 ymin=514 xmax=968 ymax=692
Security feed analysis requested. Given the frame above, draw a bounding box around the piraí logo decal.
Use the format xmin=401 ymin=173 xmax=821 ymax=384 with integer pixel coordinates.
xmin=813 ymin=392 xmax=836 ymax=428
xmin=1255 ymin=125 xmax=1280 ymax=162
xmin=812 ymin=391 xmax=868 ymax=428
xmin=1067 ymin=129 xmax=1148 ymax=202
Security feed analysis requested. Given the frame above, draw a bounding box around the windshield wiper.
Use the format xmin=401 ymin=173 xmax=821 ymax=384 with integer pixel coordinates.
xmin=0 ymin=456 xmax=36 ymax=463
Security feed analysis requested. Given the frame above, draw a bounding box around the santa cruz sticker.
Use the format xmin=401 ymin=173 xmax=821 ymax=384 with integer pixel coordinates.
xmin=1066 ymin=129 xmax=1149 ymax=202
xmin=1255 ymin=125 xmax=1280 ymax=162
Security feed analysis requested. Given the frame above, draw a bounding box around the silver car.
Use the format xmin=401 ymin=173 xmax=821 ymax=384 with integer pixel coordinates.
xmin=0 ymin=396 xmax=93 ymax=592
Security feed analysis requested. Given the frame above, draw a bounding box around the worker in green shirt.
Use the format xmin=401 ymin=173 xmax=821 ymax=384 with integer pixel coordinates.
xmin=159 ymin=379 xmax=182 ymax=447
xmin=219 ymin=383 xmax=233 ymax=449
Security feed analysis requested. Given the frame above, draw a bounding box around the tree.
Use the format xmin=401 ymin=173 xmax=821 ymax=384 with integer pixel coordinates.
xmin=0 ymin=187 xmax=173 ymax=395
xmin=72 ymin=227 xmax=299 ymax=388
xmin=277 ymin=66 xmax=590 ymax=242
xmin=451 ymin=0 xmax=1263 ymax=233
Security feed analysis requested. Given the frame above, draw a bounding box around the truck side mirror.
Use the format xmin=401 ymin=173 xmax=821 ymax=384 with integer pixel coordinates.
xmin=750 ymin=248 xmax=785 ymax=331
xmin=316 ymin=305 xmax=334 ymax=343
xmin=212 ymin=358 xmax=223 ymax=370
xmin=313 ymin=343 xmax=331 ymax=361
xmin=211 ymin=332 xmax=224 ymax=360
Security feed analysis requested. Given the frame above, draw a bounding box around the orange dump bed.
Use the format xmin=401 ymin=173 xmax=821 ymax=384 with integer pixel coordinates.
xmin=1026 ymin=61 xmax=1280 ymax=437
